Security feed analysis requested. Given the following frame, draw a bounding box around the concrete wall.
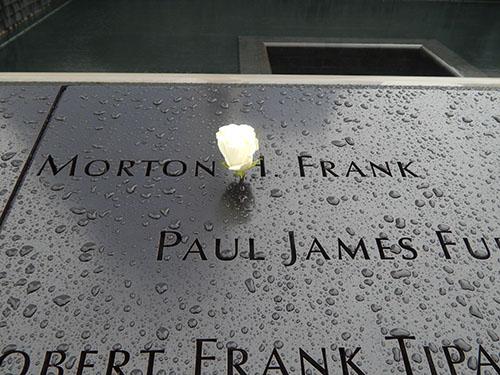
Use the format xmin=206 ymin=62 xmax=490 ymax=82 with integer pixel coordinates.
xmin=0 ymin=0 xmax=66 ymax=40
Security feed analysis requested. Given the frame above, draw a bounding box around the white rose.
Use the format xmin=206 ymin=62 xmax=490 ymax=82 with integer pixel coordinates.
xmin=216 ymin=124 xmax=259 ymax=172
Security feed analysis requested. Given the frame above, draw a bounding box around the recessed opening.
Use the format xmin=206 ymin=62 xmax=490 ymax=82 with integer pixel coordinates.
xmin=266 ymin=45 xmax=457 ymax=76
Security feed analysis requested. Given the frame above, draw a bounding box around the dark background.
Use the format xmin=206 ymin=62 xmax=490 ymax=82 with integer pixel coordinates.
xmin=0 ymin=0 xmax=499 ymax=75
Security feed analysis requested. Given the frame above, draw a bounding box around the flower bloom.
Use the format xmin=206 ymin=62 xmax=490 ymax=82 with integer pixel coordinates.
xmin=216 ymin=124 xmax=259 ymax=172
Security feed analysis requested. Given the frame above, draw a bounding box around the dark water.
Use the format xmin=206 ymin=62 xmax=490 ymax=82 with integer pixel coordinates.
xmin=0 ymin=0 xmax=499 ymax=75
xmin=266 ymin=46 xmax=457 ymax=76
